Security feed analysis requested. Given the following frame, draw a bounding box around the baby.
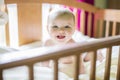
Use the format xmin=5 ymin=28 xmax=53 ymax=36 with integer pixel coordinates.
xmin=45 ymin=8 xmax=75 ymax=46
xmin=43 ymin=8 xmax=104 ymax=75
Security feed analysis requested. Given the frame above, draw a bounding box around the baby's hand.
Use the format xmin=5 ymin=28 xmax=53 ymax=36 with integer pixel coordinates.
xmin=40 ymin=61 xmax=50 ymax=67
xmin=97 ymin=50 xmax=104 ymax=62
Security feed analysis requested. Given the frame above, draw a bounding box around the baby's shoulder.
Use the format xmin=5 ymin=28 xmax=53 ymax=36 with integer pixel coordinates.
xmin=68 ymin=39 xmax=76 ymax=43
xmin=43 ymin=39 xmax=54 ymax=46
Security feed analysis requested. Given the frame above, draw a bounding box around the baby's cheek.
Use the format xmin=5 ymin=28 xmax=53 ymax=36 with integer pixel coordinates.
xmin=50 ymin=30 xmax=58 ymax=36
xmin=50 ymin=29 xmax=57 ymax=33
xmin=65 ymin=29 xmax=74 ymax=35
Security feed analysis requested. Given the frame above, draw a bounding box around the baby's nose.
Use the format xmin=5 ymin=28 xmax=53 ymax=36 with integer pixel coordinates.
xmin=59 ymin=28 xmax=65 ymax=33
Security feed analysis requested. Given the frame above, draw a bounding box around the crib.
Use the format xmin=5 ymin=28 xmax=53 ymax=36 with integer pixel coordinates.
xmin=0 ymin=0 xmax=120 ymax=80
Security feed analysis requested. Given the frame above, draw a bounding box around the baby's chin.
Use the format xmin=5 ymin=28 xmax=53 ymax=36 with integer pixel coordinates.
xmin=55 ymin=39 xmax=74 ymax=45
xmin=54 ymin=39 xmax=67 ymax=44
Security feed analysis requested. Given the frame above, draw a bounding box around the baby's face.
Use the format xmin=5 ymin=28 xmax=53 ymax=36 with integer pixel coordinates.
xmin=47 ymin=16 xmax=75 ymax=44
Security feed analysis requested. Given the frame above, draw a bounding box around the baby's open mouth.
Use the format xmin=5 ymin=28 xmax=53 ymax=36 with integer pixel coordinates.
xmin=57 ymin=35 xmax=65 ymax=39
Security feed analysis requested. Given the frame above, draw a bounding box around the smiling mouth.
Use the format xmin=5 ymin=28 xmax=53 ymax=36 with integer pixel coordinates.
xmin=57 ymin=35 xmax=65 ymax=39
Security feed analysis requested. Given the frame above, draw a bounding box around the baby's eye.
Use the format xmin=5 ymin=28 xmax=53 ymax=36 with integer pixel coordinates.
xmin=52 ymin=26 xmax=58 ymax=28
xmin=65 ymin=26 xmax=70 ymax=28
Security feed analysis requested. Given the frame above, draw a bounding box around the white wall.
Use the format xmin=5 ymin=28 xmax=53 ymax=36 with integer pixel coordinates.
xmin=0 ymin=0 xmax=4 ymax=5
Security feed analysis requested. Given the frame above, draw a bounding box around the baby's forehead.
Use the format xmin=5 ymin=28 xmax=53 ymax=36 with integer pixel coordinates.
xmin=48 ymin=8 xmax=74 ymax=20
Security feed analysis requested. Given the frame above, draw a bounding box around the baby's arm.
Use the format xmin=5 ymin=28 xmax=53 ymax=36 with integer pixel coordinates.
xmin=40 ymin=40 xmax=52 ymax=67
xmin=40 ymin=61 xmax=50 ymax=67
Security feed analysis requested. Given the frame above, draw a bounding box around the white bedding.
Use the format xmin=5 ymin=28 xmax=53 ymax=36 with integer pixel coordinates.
xmin=0 ymin=47 xmax=17 ymax=54
xmin=3 ymin=65 xmax=90 ymax=80
xmin=0 ymin=41 xmax=42 ymax=54
xmin=3 ymin=66 xmax=71 ymax=80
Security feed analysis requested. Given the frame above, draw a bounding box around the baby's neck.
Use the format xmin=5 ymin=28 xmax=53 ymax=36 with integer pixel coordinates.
xmin=52 ymin=39 xmax=75 ymax=46
xmin=44 ymin=38 xmax=75 ymax=47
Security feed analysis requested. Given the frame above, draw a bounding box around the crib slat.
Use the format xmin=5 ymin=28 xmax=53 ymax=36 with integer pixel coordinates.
xmin=104 ymin=47 xmax=112 ymax=80
xmin=28 ymin=65 xmax=34 ymax=80
xmin=73 ymin=8 xmax=78 ymax=30
xmin=80 ymin=10 xmax=85 ymax=34
xmin=99 ymin=20 xmax=104 ymax=37
xmin=105 ymin=21 xmax=110 ymax=37
xmin=0 ymin=70 xmax=3 ymax=80
xmin=117 ymin=46 xmax=120 ymax=80
xmin=7 ymin=3 xmax=42 ymax=46
xmin=74 ymin=55 xmax=80 ymax=80
xmin=87 ymin=12 xmax=92 ymax=37
xmin=90 ymin=51 xmax=97 ymax=80
xmin=112 ymin=22 xmax=117 ymax=36
xmin=93 ymin=15 xmax=98 ymax=38
xmin=54 ymin=60 xmax=58 ymax=80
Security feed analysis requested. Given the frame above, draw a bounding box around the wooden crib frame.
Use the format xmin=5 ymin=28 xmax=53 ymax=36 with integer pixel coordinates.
xmin=0 ymin=0 xmax=120 ymax=80
xmin=0 ymin=35 xmax=120 ymax=80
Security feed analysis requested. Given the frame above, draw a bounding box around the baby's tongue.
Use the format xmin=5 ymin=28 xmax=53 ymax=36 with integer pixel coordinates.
xmin=57 ymin=35 xmax=65 ymax=39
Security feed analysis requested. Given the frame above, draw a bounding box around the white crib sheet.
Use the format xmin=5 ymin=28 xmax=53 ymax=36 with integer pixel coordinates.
xmin=0 ymin=41 xmax=42 ymax=54
xmin=3 ymin=66 xmax=71 ymax=80
xmin=0 ymin=47 xmax=17 ymax=54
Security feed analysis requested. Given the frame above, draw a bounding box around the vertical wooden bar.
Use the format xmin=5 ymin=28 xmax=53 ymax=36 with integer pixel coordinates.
xmin=28 ymin=65 xmax=34 ymax=80
xmin=99 ymin=20 xmax=104 ymax=37
xmin=105 ymin=21 xmax=110 ymax=37
xmin=93 ymin=15 xmax=98 ymax=38
xmin=90 ymin=50 xmax=97 ymax=80
xmin=5 ymin=22 xmax=10 ymax=46
xmin=54 ymin=60 xmax=58 ymax=80
xmin=117 ymin=46 xmax=120 ymax=80
xmin=87 ymin=12 xmax=92 ymax=37
xmin=104 ymin=47 xmax=112 ymax=80
xmin=73 ymin=8 xmax=78 ymax=30
xmin=112 ymin=22 xmax=117 ymax=36
xmin=74 ymin=55 xmax=80 ymax=80
xmin=0 ymin=70 xmax=3 ymax=80
xmin=80 ymin=10 xmax=85 ymax=34
xmin=5 ymin=4 xmax=10 ymax=46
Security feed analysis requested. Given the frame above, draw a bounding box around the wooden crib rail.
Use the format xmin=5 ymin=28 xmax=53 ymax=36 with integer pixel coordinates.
xmin=0 ymin=35 xmax=120 ymax=80
xmin=5 ymin=0 xmax=99 ymax=13
xmin=94 ymin=9 xmax=120 ymax=38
